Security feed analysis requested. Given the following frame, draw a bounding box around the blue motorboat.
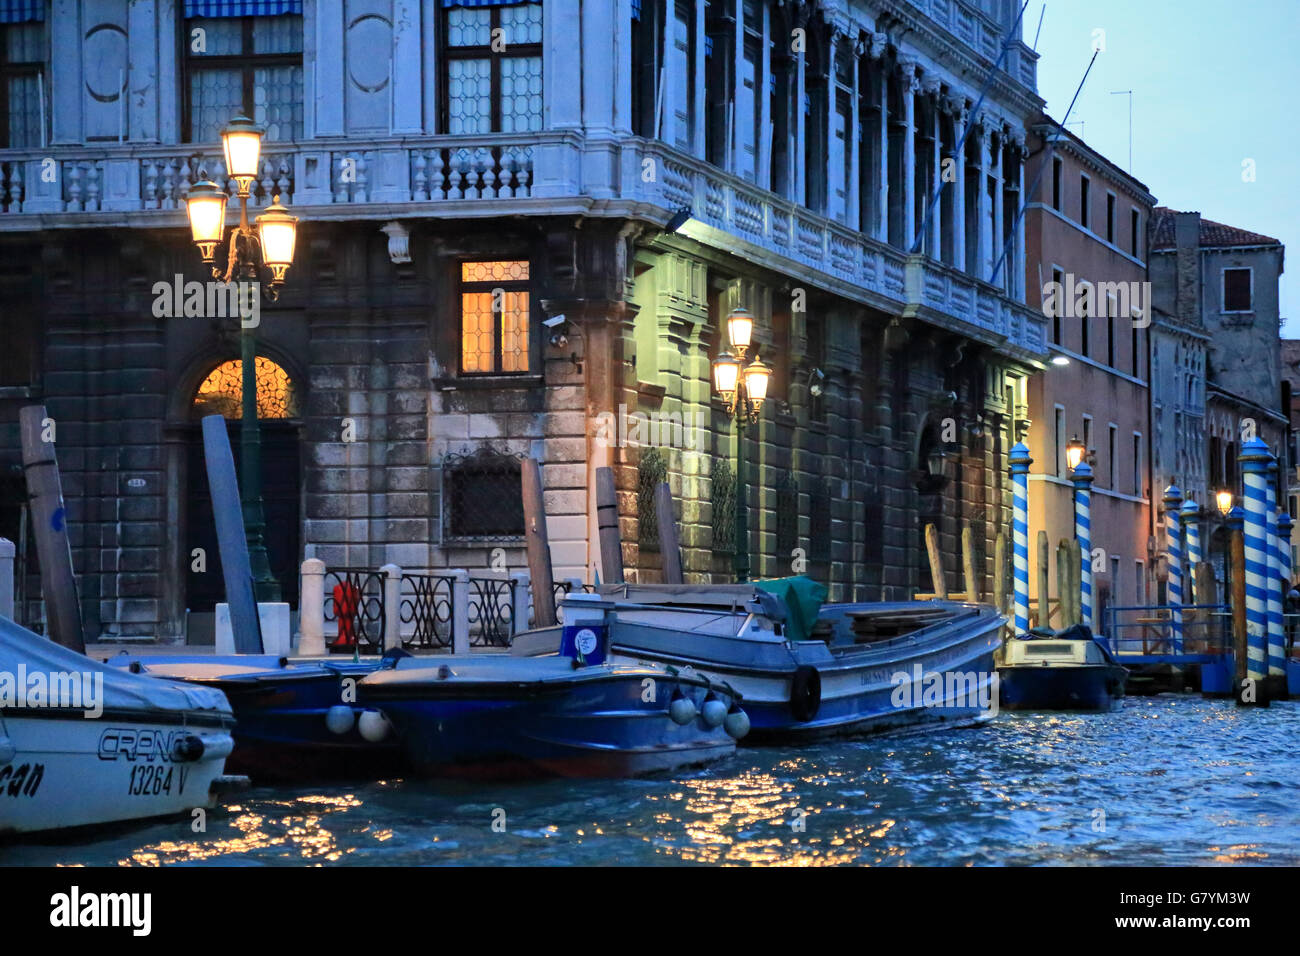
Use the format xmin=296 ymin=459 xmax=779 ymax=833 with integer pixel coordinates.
xmin=105 ymin=653 xmax=403 ymax=781
xmin=359 ymin=595 xmax=747 ymax=778
xmin=511 ymin=578 xmax=1005 ymax=740
xmin=997 ymin=625 xmax=1128 ymax=711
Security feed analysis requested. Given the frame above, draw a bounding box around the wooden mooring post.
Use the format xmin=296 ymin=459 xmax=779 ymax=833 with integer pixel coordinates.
xmin=654 ymin=481 xmax=684 ymax=584
xmin=522 ymin=457 xmax=557 ymax=628
xmin=1036 ymin=531 xmax=1050 ymax=628
xmin=18 ymin=406 xmax=85 ymax=653
xmin=594 ymin=466 xmax=624 ymax=585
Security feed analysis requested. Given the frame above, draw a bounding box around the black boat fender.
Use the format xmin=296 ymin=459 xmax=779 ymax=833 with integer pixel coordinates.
xmin=790 ymin=665 xmax=821 ymax=722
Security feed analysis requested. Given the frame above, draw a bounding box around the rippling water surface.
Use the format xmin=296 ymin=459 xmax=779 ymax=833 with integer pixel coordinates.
xmin=6 ymin=697 xmax=1299 ymax=866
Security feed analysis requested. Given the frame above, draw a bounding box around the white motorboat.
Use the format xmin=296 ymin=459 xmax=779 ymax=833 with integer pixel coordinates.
xmin=0 ymin=616 xmax=239 ymax=837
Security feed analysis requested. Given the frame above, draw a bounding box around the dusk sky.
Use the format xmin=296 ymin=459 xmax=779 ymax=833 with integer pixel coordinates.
xmin=1032 ymin=0 xmax=1300 ymax=334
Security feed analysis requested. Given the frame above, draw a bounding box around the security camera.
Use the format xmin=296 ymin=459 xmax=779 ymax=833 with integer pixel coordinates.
xmin=542 ymin=314 xmax=567 ymax=328
xmin=808 ymin=367 xmax=826 ymax=398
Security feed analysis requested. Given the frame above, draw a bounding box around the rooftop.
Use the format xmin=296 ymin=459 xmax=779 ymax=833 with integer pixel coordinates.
xmin=1151 ymin=208 xmax=1282 ymax=251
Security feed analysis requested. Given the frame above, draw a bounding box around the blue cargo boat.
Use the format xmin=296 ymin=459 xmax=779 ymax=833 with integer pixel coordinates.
xmin=359 ymin=595 xmax=746 ymax=778
xmin=105 ymin=654 xmax=402 ymax=781
xmin=512 ymin=578 xmax=1005 ymax=739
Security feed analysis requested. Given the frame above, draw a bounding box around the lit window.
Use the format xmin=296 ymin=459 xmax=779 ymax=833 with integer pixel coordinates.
xmin=460 ymin=260 xmax=531 ymax=375
xmin=193 ymin=357 xmax=298 ymax=419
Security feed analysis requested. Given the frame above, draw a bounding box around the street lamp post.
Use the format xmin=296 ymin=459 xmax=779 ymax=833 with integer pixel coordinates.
xmin=185 ymin=116 xmax=300 ymax=603
xmin=711 ymin=308 xmax=771 ymax=583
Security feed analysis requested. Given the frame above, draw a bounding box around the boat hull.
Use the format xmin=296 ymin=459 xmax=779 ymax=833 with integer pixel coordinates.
xmin=998 ymin=663 xmax=1127 ymax=711
xmin=105 ymin=656 xmax=404 ymax=782
xmin=606 ymin=602 xmax=1005 ymax=741
xmin=362 ymin=661 xmax=737 ymax=779
xmin=0 ymin=710 xmax=234 ymax=836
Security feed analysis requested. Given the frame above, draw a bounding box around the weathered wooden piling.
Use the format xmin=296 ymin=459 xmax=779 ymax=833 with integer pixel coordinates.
xmin=19 ymin=406 xmax=85 ymax=652
xmin=655 ymin=481 xmax=684 ymax=584
xmin=199 ymin=413 xmax=263 ymax=654
xmin=1037 ymin=530 xmax=1050 ymax=628
xmin=521 ymin=457 xmax=557 ymax=628
xmin=595 ymin=466 xmax=624 ymax=585
xmin=924 ymin=523 xmax=948 ymax=599
xmin=962 ymin=523 xmax=979 ymax=602
xmin=993 ymin=532 xmax=1007 ymax=618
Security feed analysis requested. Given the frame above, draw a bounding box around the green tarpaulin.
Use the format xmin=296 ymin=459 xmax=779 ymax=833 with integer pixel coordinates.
xmin=756 ymin=576 xmax=827 ymax=642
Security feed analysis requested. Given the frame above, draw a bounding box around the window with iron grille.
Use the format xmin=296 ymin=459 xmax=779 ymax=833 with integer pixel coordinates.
xmin=183 ymin=13 xmax=304 ymax=143
xmin=809 ymin=477 xmax=831 ymax=563
xmin=441 ymin=447 xmax=525 ymax=541
xmin=637 ymin=447 xmax=668 ymax=551
xmin=711 ymin=457 xmax=735 ymax=554
xmin=1 ymin=18 xmax=43 ymax=148
xmin=775 ymin=471 xmax=798 ymax=559
xmin=441 ymin=1 xmax=542 ymax=134
xmin=459 ymin=260 xmax=531 ymax=375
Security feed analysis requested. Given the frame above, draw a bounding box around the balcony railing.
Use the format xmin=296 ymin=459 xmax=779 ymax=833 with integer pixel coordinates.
xmin=633 ymin=140 xmax=1047 ymax=358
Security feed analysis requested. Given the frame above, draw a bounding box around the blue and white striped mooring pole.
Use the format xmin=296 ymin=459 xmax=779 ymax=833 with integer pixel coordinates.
xmin=1280 ymin=510 xmax=1294 ymax=670
xmin=1163 ymin=484 xmax=1184 ymax=653
xmin=1182 ymin=500 xmax=1200 ymax=606
xmin=1010 ymin=443 xmax=1032 ymax=637
xmin=1072 ymin=462 xmax=1094 ymax=630
xmin=1267 ymin=460 xmax=1286 ymax=682
xmin=1240 ymin=439 xmax=1272 ymax=688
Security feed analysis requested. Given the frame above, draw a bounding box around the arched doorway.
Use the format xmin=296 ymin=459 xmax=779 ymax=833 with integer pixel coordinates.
xmin=185 ymin=356 xmax=302 ymax=633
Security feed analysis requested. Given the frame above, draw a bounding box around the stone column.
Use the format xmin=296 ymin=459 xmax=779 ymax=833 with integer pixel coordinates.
xmin=871 ymin=35 xmax=890 ymax=240
xmin=949 ymin=96 xmax=967 ymax=274
xmin=973 ymin=119 xmax=990 ymax=279
xmin=898 ymin=57 xmax=918 ymax=249
xmin=923 ymin=75 xmax=942 ymax=258
xmin=846 ymin=32 xmax=861 ymax=231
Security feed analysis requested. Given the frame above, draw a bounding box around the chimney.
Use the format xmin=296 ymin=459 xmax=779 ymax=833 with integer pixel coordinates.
xmin=1174 ymin=211 xmax=1202 ymax=328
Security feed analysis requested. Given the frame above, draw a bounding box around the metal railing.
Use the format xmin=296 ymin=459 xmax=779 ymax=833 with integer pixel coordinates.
xmin=1101 ymin=604 xmax=1231 ymax=658
xmin=302 ymin=560 xmax=587 ymax=653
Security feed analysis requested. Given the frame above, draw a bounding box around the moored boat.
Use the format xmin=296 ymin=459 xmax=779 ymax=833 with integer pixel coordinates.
xmin=1 ymin=617 xmax=240 ymax=836
xmin=360 ymin=594 xmax=746 ymax=778
xmin=997 ymin=625 xmax=1128 ymax=711
xmin=512 ymin=577 xmax=1005 ymax=740
xmin=104 ymin=653 xmax=403 ymax=782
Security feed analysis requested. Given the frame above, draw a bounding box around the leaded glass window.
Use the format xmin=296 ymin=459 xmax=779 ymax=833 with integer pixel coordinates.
xmin=184 ymin=15 xmax=303 ymax=143
xmin=442 ymin=2 xmax=542 ymax=135
xmin=459 ymin=260 xmax=531 ymax=375
xmin=192 ymin=357 xmax=299 ymax=420
xmin=1 ymin=22 xmax=44 ymax=148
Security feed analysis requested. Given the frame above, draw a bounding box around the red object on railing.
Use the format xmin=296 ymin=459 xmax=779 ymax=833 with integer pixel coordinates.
xmin=331 ymin=582 xmax=361 ymax=649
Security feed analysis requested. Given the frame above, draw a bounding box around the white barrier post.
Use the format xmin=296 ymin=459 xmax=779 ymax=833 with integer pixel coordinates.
xmin=511 ymin=570 xmax=532 ymax=636
xmin=451 ymin=569 xmax=470 ymax=654
xmin=298 ymin=558 xmax=326 ymax=655
xmin=381 ymin=563 xmax=402 ymax=651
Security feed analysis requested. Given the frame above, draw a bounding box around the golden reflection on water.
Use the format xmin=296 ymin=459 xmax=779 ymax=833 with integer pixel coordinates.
xmin=117 ymin=793 xmax=366 ymax=866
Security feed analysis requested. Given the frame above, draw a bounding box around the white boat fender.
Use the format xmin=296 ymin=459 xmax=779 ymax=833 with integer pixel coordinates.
xmin=325 ymin=704 xmax=356 ymax=735
xmin=701 ymin=694 xmax=728 ymax=728
xmin=210 ymin=774 xmax=252 ymax=794
xmin=668 ymin=689 xmax=698 ymax=725
xmin=724 ymin=703 xmax=751 ymax=740
xmin=357 ymin=709 xmax=391 ymax=743
xmin=790 ymin=666 xmax=821 ymax=722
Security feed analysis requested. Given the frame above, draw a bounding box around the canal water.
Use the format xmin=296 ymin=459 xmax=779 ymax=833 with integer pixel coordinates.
xmin=6 ymin=696 xmax=1299 ymax=866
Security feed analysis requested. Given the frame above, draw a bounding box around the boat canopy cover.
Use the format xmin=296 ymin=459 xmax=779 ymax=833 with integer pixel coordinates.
xmin=755 ymin=576 xmax=827 ymax=643
xmin=0 ymin=616 xmax=231 ymax=715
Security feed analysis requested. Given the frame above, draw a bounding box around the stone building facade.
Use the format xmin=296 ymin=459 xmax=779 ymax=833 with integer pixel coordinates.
xmin=1022 ymin=121 xmax=1156 ymax=622
xmin=0 ymin=0 xmax=1047 ymax=642
xmin=1148 ymin=208 xmax=1288 ymax=593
